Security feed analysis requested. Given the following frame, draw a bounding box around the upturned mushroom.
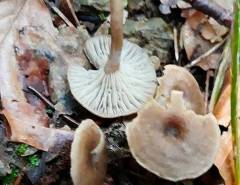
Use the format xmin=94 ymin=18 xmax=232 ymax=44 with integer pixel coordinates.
xmin=67 ymin=0 xmax=157 ymax=118
xmin=126 ymin=90 xmax=220 ymax=181
xmin=70 ymin=119 xmax=107 ymax=185
xmin=156 ymin=65 xmax=205 ymax=114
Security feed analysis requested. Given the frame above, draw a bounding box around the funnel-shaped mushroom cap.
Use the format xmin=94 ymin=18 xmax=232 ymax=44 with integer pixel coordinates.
xmin=126 ymin=91 xmax=220 ymax=181
xmin=157 ymin=65 xmax=205 ymax=114
xmin=70 ymin=119 xmax=107 ymax=185
xmin=68 ymin=36 xmax=156 ymax=118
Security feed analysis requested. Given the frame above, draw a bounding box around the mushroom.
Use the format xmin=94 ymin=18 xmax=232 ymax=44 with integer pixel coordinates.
xmin=70 ymin=119 xmax=107 ymax=185
xmin=156 ymin=65 xmax=205 ymax=114
xmin=67 ymin=0 xmax=156 ymax=118
xmin=126 ymin=90 xmax=220 ymax=181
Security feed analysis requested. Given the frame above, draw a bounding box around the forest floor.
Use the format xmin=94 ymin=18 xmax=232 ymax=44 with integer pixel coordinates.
xmin=0 ymin=0 xmax=234 ymax=184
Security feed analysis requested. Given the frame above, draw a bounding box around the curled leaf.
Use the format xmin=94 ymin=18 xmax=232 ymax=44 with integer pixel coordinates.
xmin=0 ymin=0 xmax=73 ymax=151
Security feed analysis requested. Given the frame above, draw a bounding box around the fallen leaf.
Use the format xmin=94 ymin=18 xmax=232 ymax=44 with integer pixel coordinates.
xmin=181 ymin=16 xmax=222 ymax=70
xmin=181 ymin=21 xmax=210 ymax=60
xmin=197 ymin=53 xmax=222 ymax=71
xmin=0 ymin=0 xmax=73 ymax=151
xmin=183 ymin=10 xmax=228 ymax=43
xmin=213 ymin=84 xmax=231 ymax=127
xmin=213 ymin=83 xmax=240 ymax=185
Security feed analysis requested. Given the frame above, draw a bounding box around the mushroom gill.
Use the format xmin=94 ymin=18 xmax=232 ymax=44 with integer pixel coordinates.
xmin=67 ymin=0 xmax=157 ymax=118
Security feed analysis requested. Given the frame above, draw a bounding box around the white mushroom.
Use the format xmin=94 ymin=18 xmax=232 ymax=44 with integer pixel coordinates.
xmin=126 ymin=90 xmax=220 ymax=181
xmin=67 ymin=0 xmax=157 ymax=118
xmin=70 ymin=119 xmax=107 ymax=185
xmin=156 ymin=65 xmax=205 ymax=114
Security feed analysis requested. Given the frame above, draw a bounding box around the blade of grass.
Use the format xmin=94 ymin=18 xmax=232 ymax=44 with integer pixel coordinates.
xmin=231 ymin=1 xmax=240 ymax=184
xmin=209 ymin=40 xmax=230 ymax=112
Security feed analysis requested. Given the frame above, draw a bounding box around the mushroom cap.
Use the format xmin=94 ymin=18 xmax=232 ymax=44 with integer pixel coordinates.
xmin=156 ymin=65 xmax=205 ymax=114
xmin=68 ymin=35 xmax=157 ymax=118
xmin=70 ymin=119 xmax=107 ymax=185
xmin=126 ymin=91 xmax=220 ymax=181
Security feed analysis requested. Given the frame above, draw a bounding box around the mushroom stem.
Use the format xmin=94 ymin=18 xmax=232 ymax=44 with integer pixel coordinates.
xmin=104 ymin=0 xmax=123 ymax=74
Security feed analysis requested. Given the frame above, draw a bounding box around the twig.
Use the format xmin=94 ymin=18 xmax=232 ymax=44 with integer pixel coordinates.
xmin=44 ymin=1 xmax=76 ymax=29
xmin=204 ymin=70 xmax=213 ymax=113
xmin=231 ymin=1 xmax=240 ymax=184
xmin=185 ymin=37 xmax=227 ymax=68
xmin=65 ymin=0 xmax=80 ymax=26
xmin=183 ymin=0 xmax=233 ymax=28
xmin=28 ymin=86 xmax=80 ymax=126
xmin=209 ymin=40 xmax=230 ymax=112
xmin=173 ymin=27 xmax=179 ymax=62
xmin=28 ymin=86 xmax=55 ymax=108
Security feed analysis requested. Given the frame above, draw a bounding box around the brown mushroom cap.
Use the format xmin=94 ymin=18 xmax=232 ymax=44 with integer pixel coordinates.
xmin=70 ymin=119 xmax=107 ymax=185
xmin=126 ymin=91 xmax=220 ymax=181
xmin=156 ymin=65 xmax=205 ymax=114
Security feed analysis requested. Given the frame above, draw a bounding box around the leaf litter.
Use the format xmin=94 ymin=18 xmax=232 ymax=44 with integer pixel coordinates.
xmin=0 ymin=0 xmax=236 ymax=184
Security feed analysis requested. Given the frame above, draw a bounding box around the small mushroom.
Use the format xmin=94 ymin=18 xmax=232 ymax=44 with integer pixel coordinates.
xmin=126 ymin=90 xmax=220 ymax=181
xmin=156 ymin=65 xmax=205 ymax=114
xmin=67 ymin=0 xmax=156 ymax=118
xmin=70 ymin=119 xmax=107 ymax=185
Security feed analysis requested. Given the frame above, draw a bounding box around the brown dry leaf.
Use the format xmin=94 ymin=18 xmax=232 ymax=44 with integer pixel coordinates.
xmin=181 ymin=14 xmax=222 ymax=70
xmin=197 ymin=53 xmax=221 ymax=71
xmin=19 ymin=24 xmax=90 ymax=113
xmin=181 ymin=21 xmax=213 ymax=59
xmin=181 ymin=10 xmax=228 ymax=43
xmin=0 ymin=0 xmax=73 ymax=151
xmin=213 ymin=85 xmax=231 ymax=127
xmin=217 ymin=151 xmax=235 ymax=185
xmin=184 ymin=11 xmax=207 ymax=30
xmin=213 ymin=83 xmax=239 ymax=185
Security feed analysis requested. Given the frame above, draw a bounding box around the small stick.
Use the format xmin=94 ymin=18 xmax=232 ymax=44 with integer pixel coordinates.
xmin=65 ymin=0 xmax=80 ymax=26
xmin=44 ymin=1 xmax=76 ymax=29
xmin=185 ymin=37 xmax=227 ymax=68
xmin=173 ymin=27 xmax=179 ymax=62
xmin=204 ymin=70 xmax=213 ymax=113
xmin=28 ymin=86 xmax=80 ymax=126
xmin=28 ymin=86 xmax=55 ymax=108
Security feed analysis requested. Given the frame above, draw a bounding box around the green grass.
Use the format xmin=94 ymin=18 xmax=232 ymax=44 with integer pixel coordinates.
xmin=231 ymin=1 xmax=240 ymax=184
xmin=209 ymin=41 xmax=230 ymax=112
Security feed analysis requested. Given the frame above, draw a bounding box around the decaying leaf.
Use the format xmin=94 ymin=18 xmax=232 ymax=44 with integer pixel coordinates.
xmin=180 ymin=12 xmax=223 ymax=70
xmin=183 ymin=11 xmax=228 ymax=43
xmin=0 ymin=0 xmax=74 ymax=151
xmin=50 ymin=25 xmax=91 ymax=112
xmin=213 ymin=84 xmax=239 ymax=185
